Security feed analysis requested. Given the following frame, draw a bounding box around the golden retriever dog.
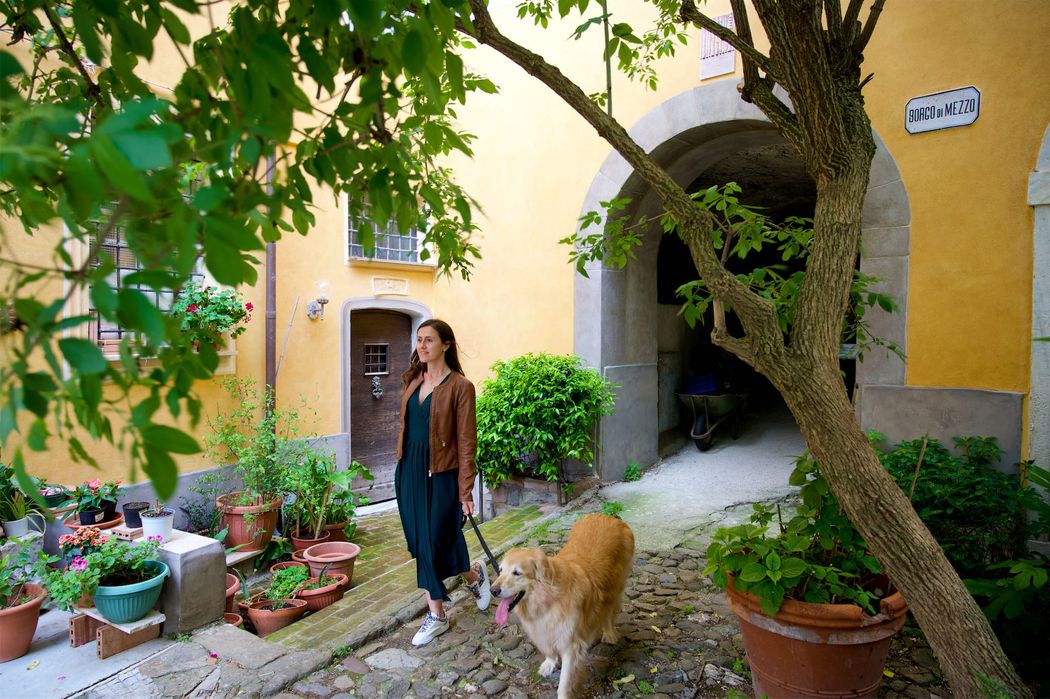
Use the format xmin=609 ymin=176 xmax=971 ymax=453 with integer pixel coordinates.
xmin=491 ymin=513 xmax=634 ymax=698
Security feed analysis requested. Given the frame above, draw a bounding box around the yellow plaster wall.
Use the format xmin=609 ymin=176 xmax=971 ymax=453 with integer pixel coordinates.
xmin=862 ymin=0 xmax=1050 ymax=391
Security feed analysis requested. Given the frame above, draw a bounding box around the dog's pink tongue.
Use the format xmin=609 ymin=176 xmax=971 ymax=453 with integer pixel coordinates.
xmin=495 ymin=597 xmax=512 ymax=626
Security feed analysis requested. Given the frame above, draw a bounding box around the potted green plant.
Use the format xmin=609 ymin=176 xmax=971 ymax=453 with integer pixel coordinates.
xmin=1 ymin=488 xmax=45 ymax=539
xmin=207 ymin=378 xmax=297 ymax=552
xmin=170 ymin=282 xmax=252 ymax=348
xmin=0 ymin=540 xmax=50 ymax=662
xmin=43 ymin=536 xmax=168 ymax=624
xmin=245 ymin=565 xmax=309 ymax=637
xmin=284 ymin=451 xmax=373 ymax=551
xmin=35 ymin=479 xmax=72 ymax=509
xmin=703 ymin=452 xmax=908 ymax=698
xmin=476 ymin=353 xmax=615 ymax=501
xmin=68 ymin=479 xmax=125 ymax=526
xmin=294 ymin=565 xmax=349 ymax=613
xmin=140 ymin=504 xmax=176 ymax=542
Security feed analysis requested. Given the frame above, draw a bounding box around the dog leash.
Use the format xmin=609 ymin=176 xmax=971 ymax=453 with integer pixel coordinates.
xmin=466 ymin=512 xmax=501 ymax=574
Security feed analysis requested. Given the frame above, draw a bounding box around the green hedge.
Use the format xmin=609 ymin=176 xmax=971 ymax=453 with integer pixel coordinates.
xmin=476 ymin=353 xmax=615 ymax=488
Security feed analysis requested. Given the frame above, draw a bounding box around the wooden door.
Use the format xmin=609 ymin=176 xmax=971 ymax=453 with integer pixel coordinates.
xmin=349 ymin=310 xmax=413 ymax=502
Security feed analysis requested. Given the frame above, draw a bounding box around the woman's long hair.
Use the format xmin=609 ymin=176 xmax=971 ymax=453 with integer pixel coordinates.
xmin=401 ymin=318 xmax=465 ymax=387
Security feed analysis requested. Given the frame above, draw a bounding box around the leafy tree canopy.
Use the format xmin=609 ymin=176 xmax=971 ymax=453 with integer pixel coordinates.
xmin=0 ymin=0 xmax=491 ymax=499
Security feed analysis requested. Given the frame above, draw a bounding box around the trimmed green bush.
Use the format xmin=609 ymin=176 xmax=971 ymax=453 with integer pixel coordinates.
xmin=476 ymin=353 xmax=615 ymax=488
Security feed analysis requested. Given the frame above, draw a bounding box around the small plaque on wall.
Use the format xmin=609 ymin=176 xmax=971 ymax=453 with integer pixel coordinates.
xmin=372 ymin=276 xmax=409 ymax=296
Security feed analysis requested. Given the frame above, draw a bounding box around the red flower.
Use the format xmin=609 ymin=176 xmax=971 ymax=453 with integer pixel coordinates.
xmin=245 ymin=302 xmax=254 ymax=312
xmin=186 ymin=304 xmax=198 ymax=313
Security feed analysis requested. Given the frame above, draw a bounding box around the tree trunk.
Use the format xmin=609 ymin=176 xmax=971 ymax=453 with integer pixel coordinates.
xmin=463 ymin=1 xmax=1031 ymax=694
xmin=774 ymin=355 xmax=1030 ymax=699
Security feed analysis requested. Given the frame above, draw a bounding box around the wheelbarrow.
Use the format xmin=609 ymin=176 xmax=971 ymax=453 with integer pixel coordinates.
xmin=676 ymin=392 xmax=748 ymax=451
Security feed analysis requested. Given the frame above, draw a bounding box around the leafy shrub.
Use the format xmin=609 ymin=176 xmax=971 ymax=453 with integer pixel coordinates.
xmin=875 ymin=435 xmax=1045 ymax=576
xmin=623 ymin=462 xmax=641 ymax=482
xmin=602 ymin=501 xmax=624 ymax=518
xmin=875 ymin=434 xmax=1050 ymax=692
xmin=704 ymin=452 xmax=883 ymax=616
xmin=476 ymin=353 xmax=615 ymax=488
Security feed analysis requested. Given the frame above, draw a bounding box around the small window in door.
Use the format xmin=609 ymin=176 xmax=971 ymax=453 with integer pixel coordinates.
xmin=364 ymin=344 xmax=390 ymax=375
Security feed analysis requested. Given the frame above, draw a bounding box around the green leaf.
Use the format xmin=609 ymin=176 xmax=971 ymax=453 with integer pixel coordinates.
xmin=739 ymin=562 xmax=768 ymax=583
xmin=780 ymin=557 xmax=808 ymax=578
xmin=116 ymin=289 xmax=166 ymax=344
xmin=402 ymin=29 xmax=426 ymax=76
xmin=0 ymin=50 xmax=25 ymax=79
xmin=142 ymin=425 xmax=201 ymax=454
xmin=142 ymin=445 xmax=178 ymax=501
xmin=58 ymin=338 xmax=109 ymax=374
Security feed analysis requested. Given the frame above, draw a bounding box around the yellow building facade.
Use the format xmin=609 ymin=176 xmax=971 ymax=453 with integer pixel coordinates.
xmin=5 ymin=1 xmax=1049 ymax=493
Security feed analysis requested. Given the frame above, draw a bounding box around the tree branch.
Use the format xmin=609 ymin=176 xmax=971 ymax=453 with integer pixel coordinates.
xmin=855 ymin=0 xmax=886 ymax=56
xmin=465 ymin=0 xmax=785 ymax=365
xmin=41 ymin=3 xmax=105 ymax=117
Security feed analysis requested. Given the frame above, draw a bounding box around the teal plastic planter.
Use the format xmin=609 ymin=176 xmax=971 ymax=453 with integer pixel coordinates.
xmin=93 ymin=561 xmax=169 ymax=624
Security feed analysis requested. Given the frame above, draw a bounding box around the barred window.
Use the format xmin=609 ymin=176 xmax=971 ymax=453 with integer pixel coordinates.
xmin=86 ymin=217 xmax=204 ymax=353
xmin=363 ymin=343 xmax=389 ymax=375
xmin=347 ymin=204 xmax=420 ymax=263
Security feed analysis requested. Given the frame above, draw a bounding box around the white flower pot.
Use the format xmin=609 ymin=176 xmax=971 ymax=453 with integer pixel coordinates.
xmin=140 ymin=510 xmax=175 ymax=542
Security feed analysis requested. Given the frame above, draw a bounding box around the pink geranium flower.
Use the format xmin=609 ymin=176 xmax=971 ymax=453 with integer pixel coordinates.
xmin=70 ymin=556 xmax=88 ymax=572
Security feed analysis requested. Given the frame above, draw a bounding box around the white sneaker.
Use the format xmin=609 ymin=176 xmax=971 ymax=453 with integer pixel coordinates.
xmin=411 ymin=612 xmax=449 ymax=646
xmin=465 ymin=560 xmax=492 ymax=611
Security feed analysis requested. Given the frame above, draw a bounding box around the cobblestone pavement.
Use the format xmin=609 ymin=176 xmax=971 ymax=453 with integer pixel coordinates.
xmin=275 ymin=494 xmax=951 ymax=699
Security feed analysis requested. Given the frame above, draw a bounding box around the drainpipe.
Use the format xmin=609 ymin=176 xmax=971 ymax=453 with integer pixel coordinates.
xmin=265 ymin=154 xmax=277 ymax=416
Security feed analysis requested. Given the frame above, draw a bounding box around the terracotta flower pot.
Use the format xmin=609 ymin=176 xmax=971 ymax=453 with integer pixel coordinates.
xmin=725 ymin=577 xmax=908 ymax=699
xmin=302 ymin=542 xmax=361 ymax=583
xmin=236 ymin=591 xmax=265 ymax=617
xmin=322 ymin=521 xmax=348 ymax=542
xmin=246 ymin=599 xmax=307 ymax=637
xmin=224 ymin=573 xmax=240 ymax=614
xmin=223 ymin=612 xmax=243 ymax=628
xmin=269 ymin=561 xmax=309 ymax=577
xmin=289 ymin=529 xmax=331 ymax=553
xmin=0 ymin=583 xmax=46 ymax=663
xmin=294 ymin=574 xmax=349 ymax=613
xmin=216 ymin=493 xmax=282 ymax=552
xmin=291 ymin=550 xmax=308 ymax=565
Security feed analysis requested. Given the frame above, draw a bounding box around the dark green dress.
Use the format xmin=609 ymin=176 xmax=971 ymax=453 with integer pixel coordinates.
xmin=396 ymin=381 xmax=470 ymax=601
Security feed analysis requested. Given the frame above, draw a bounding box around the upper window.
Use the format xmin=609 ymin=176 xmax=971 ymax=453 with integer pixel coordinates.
xmin=346 ymin=201 xmax=422 ymax=264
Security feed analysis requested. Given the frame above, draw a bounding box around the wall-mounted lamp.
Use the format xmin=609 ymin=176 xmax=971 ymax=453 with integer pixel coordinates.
xmin=305 ymin=279 xmax=331 ymax=320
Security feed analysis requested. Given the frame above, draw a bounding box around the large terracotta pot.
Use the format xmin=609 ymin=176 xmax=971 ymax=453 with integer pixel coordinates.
xmin=294 ymin=574 xmax=349 ymax=613
xmin=302 ymin=541 xmax=361 ymax=583
xmin=0 ymin=583 xmax=46 ymax=663
xmin=246 ymin=599 xmax=307 ymax=637
xmin=289 ymin=529 xmax=331 ymax=553
xmin=224 ymin=573 xmax=240 ymax=614
xmin=726 ymin=577 xmax=908 ymax=699
xmin=216 ymin=493 xmax=282 ymax=552
xmin=269 ymin=561 xmax=308 ymax=577
xmin=323 ymin=521 xmax=349 ymax=542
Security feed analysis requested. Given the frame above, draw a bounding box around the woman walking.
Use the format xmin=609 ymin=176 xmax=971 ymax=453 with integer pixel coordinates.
xmin=396 ymin=318 xmax=491 ymax=646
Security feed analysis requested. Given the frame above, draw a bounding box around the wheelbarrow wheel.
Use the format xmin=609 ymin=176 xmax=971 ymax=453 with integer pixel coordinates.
xmin=692 ymin=416 xmax=711 ymax=451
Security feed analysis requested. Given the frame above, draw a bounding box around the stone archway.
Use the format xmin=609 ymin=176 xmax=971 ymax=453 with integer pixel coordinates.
xmin=574 ymin=79 xmax=910 ymax=480
xmin=1028 ymin=122 xmax=1050 ymax=469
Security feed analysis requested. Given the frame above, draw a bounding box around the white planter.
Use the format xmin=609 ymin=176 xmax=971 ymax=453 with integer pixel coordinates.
xmin=140 ymin=510 xmax=175 ymax=542
xmin=1 ymin=517 xmax=30 ymax=538
xmin=1 ymin=515 xmax=42 ymax=539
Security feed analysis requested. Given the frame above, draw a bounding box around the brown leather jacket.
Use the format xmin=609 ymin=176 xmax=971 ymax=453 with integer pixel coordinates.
xmin=396 ymin=371 xmax=478 ymax=502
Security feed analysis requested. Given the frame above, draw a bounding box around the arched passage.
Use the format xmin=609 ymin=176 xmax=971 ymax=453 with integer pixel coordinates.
xmin=574 ymin=79 xmax=910 ymax=480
